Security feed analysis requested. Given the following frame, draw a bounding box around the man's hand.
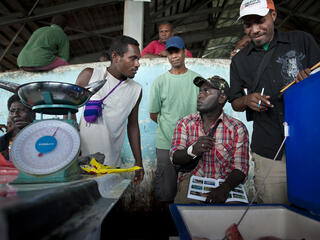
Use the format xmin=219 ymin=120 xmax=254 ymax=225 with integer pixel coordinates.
xmin=203 ymin=181 xmax=231 ymax=204
xmin=225 ymin=223 xmax=244 ymax=240
xmin=192 ymin=136 xmax=214 ymax=156
xmin=158 ymin=50 xmax=167 ymax=57
xmin=133 ymin=168 xmax=144 ymax=184
xmin=244 ymin=93 xmax=273 ymax=112
xmin=295 ymin=68 xmax=311 ymax=82
xmin=0 ymin=124 xmax=7 ymax=133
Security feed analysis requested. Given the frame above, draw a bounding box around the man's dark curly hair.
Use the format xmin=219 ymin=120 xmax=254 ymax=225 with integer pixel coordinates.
xmin=7 ymin=94 xmax=21 ymax=111
xmin=107 ymin=35 xmax=139 ymax=61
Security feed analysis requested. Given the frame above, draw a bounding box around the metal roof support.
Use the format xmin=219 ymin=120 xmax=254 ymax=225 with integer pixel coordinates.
xmin=123 ymin=0 xmax=144 ymax=51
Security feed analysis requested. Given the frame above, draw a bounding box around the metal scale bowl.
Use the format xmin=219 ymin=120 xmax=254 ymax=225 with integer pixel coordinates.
xmin=0 ymin=80 xmax=106 ymax=183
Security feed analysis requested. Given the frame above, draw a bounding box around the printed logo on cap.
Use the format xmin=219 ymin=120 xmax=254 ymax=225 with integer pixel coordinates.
xmin=243 ymin=0 xmax=261 ymax=9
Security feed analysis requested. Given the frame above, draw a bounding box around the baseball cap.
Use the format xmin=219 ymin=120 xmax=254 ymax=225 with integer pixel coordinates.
xmin=238 ymin=0 xmax=275 ymax=21
xmin=166 ymin=36 xmax=185 ymax=50
xmin=194 ymin=75 xmax=230 ymax=97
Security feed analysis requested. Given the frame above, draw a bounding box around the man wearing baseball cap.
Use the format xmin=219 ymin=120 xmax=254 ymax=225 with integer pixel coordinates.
xmin=149 ymin=36 xmax=201 ymax=207
xmin=229 ymin=0 xmax=320 ymax=203
xmin=170 ymin=76 xmax=249 ymax=204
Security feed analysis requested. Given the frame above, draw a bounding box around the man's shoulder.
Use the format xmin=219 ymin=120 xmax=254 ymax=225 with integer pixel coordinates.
xmin=153 ymin=71 xmax=170 ymax=82
xmin=280 ymin=30 xmax=310 ymax=37
xmin=153 ymin=69 xmax=200 ymax=82
xmin=223 ymin=113 xmax=248 ymax=131
xmin=186 ymin=69 xmax=201 ymax=77
xmin=47 ymin=25 xmax=68 ymax=38
xmin=231 ymin=45 xmax=250 ymax=64
xmin=0 ymin=132 xmax=13 ymax=152
xmin=28 ymin=26 xmax=50 ymax=38
xmin=127 ymin=78 xmax=142 ymax=89
xmin=81 ymin=67 xmax=94 ymax=76
xmin=143 ymin=40 xmax=160 ymax=49
xmin=179 ymin=112 xmax=199 ymax=125
xmin=76 ymin=67 xmax=94 ymax=87
xmin=147 ymin=40 xmax=159 ymax=45
xmin=279 ymin=30 xmax=314 ymax=43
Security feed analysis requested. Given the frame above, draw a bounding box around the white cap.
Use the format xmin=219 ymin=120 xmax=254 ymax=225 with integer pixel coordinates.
xmin=238 ymin=0 xmax=275 ymax=21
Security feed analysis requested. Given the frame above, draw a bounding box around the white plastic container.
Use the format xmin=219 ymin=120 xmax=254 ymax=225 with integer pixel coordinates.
xmin=170 ymin=204 xmax=320 ymax=240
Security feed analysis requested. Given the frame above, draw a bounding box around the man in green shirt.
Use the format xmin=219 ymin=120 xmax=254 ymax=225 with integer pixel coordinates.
xmin=17 ymin=15 xmax=69 ymax=71
xmin=149 ymin=36 xmax=201 ymax=204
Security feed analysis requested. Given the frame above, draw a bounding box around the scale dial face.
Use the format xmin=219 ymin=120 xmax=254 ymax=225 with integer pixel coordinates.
xmin=10 ymin=120 xmax=80 ymax=175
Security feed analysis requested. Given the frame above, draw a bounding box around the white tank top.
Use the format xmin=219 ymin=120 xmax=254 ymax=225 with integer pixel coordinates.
xmin=79 ymin=66 xmax=142 ymax=167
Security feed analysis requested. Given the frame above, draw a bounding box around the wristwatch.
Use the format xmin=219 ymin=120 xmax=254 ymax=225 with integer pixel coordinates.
xmin=187 ymin=144 xmax=197 ymax=158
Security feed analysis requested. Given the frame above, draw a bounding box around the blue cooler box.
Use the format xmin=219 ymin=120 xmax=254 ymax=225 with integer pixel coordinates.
xmin=170 ymin=71 xmax=320 ymax=239
xmin=284 ymin=70 xmax=320 ymax=215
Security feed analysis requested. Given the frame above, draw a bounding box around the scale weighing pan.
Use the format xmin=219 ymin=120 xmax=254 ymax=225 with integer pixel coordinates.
xmin=0 ymin=80 xmax=106 ymax=114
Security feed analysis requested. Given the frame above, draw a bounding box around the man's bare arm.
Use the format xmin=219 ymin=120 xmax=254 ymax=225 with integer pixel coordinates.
xmin=150 ymin=113 xmax=158 ymax=123
xmin=67 ymin=68 xmax=93 ymax=121
xmin=231 ymin=96 xmax=248 ymax=112
xmin=127 ymin=91 xmax=144 ymax=184
xmin=76 ymin=68 xmax=93 ymax=87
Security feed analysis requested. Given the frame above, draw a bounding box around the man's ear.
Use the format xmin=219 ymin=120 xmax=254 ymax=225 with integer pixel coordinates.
xmin=112 ymin=52 xmax=120 ymax=63
xmin=271 ymin=10 xmax=277 ymax=22
xmin=219 ymin=91 xmax=227 ymax=104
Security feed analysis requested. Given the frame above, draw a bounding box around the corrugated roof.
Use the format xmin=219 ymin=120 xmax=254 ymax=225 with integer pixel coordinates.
xmin=0 ymin=0 xmax=319 ymax=71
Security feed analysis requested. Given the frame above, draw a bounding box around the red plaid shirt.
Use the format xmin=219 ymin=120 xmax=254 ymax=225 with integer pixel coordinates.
xmin=170 ymin=112 xmax=249 ymax=182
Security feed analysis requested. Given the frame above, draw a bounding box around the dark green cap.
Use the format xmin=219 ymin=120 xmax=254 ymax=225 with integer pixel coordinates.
xmin=194 ymin=75 xmax=230 ymax=97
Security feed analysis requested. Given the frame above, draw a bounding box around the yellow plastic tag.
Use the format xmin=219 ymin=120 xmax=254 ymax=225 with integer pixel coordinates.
xmin=80 ymin=157 xmax=142 ymax=174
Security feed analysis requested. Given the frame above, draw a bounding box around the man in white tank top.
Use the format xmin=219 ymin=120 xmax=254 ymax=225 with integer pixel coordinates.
xmin=75 ymin=36 xmax=144 ymax=184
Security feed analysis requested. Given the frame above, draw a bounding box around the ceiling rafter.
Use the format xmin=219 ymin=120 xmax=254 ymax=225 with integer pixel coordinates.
xmin=0 ymin=0 xmax=319 ymax=71
xmin=0 ymin=0 xmax=122 ymax=27
xmin=277 ymin=6 xmax=320 ymax=23
xmin=151 ymin=0 xmax=181 ymax=18
xmin=181 ymin=24 xmax=243 ymax=45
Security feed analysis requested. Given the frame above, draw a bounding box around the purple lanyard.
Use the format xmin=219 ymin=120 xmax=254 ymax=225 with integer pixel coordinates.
xmin=99 ymin=80 xmax=122 ymax=102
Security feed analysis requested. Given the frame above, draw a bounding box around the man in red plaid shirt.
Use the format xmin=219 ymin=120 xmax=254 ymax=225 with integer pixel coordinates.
xmin=170 ymin=76 xmax=250 ymax=204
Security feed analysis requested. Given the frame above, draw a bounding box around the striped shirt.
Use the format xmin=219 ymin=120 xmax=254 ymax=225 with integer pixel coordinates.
xmin=170 ymin=112 xmax=249 ymax=182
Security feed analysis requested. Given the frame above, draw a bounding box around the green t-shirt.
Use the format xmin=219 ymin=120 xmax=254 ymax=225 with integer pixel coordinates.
xmin=17 ymin=24 xmax=69 ymax=67
xmin=149 ymin=69 xmax=200 ymax=149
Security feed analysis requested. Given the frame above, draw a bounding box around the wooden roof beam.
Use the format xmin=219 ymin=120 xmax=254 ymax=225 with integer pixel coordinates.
xmin=0 ymin=0 xmax=122 ymax=27
xmin=151 ymin=3 xmax=239 ymax=24
xmin=150 ymin=0 xmax=181 ymax=19
xmin=152 ymin=7 xmax=222 ymax=23
xmin=180 ymin=25 xmax=243 ymax=45
xmin=277 ymin=6 xmax=320 ymax=23
xmin=68 ymin=25 xmax=122 ymax=41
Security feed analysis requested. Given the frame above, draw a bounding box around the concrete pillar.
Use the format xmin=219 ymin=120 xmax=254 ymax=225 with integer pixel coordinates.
xmin=123 ymin=0 xmax=144 ymax=51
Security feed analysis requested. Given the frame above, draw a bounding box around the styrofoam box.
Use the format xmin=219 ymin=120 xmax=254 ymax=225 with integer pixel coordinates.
xmin=170 ymin=205 xmax=320 ymax=240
